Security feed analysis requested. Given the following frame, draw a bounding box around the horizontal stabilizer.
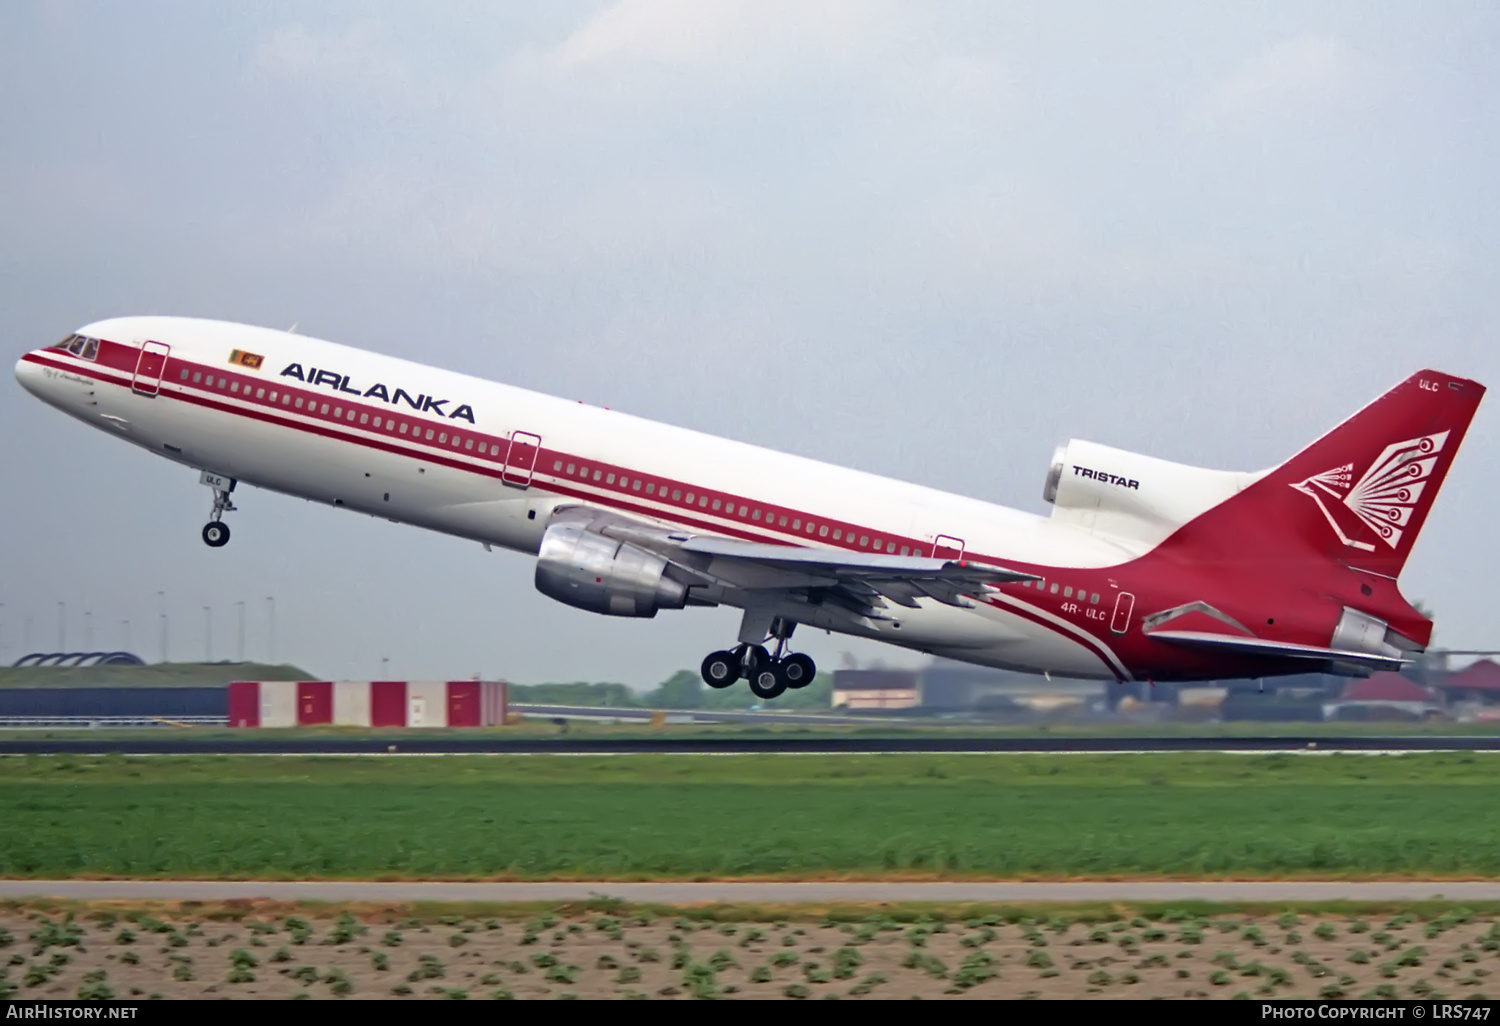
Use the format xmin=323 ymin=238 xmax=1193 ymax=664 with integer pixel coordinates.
xmin=1146 ymin=629 xmax=1408 ymax=672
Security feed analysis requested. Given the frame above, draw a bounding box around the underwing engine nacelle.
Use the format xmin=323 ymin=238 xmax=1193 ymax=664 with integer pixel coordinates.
xmin=534 ymin=520 xmax=690 ymax=617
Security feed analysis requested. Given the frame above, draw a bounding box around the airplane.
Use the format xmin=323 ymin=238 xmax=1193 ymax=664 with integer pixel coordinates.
xmin=14 ymin=318 xmax=1485 ymax=698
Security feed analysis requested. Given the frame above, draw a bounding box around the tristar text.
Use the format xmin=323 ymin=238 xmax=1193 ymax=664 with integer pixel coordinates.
xmin=1072 ymin=465 xmax=1140 ymax=490
xmin=278 ymin=363 xmax=474 ymax=424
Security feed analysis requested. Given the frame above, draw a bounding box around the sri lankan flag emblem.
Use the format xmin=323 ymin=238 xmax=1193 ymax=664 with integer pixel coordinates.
xmin=229 ymin=349 xmax=264 ymax=370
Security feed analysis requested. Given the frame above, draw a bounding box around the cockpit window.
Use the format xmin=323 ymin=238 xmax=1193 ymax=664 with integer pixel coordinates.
xmin=61 ymin=335 xmax=99 ymax=360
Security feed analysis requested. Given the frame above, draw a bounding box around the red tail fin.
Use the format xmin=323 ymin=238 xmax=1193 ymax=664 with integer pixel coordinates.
xmin=1273 ymin=369 xmax=1483 ymax=577
xmin=1178 ymin=370 xmax=1484 ymax=579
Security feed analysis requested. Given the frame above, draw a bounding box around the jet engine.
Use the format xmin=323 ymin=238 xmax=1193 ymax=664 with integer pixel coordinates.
xmin=1042 ymin=439 xmax=1264 ymax=547
xmin=534 ymin=520 xmax=690 ymax=617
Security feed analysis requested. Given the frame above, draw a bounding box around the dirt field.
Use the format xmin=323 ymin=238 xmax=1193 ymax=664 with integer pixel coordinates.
xmin=2 ymin=906 xmax=1497 ymax=1000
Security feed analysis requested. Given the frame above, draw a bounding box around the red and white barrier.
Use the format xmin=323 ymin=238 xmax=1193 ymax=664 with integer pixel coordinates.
xmin=228 ymin=681 xmax=507 ymax=728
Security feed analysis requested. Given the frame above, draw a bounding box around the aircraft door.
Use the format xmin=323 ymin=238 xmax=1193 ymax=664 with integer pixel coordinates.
xmin=503 ymin=431 xmax=541 ymax=488
xmin=131 ymin=341 xmax=170 ymax=396
xmin=932 ymin=535 xmax=965 ymax=560
xmin=1110 ymin=591 xmax=1135 ymax=634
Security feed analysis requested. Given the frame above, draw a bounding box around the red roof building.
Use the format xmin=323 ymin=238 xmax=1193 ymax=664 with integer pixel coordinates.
xmin=1435 ymin=659 xmax=1500 ymax=705
xmin=1340 ymin=673 xmax=1437 ymax=703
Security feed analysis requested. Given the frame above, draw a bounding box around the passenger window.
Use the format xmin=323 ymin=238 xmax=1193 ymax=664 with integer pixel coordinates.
xmin=699 ymin=495 xmax=708 ymax=507
xmin=256 ymin=388 xmax=266 ymax=399
xmin=193 ymin=372 xmax=202 ymax=383
xmin=832 ymin=528 xmax=841 ymax=539
xmin=684 ymin=491 xmax=693 ymax=502
xmin=360 ymin=413 xmax=369 ymax=425
xmin=792 ymin=519 xmax=801 ymax=530
xmin=294 ymin=397 xmax=303 ymax=408
xmin=754 ymin=510 xmax=762 ymax=521
xmin=633 ymin=480 xmax=642 ymax=491
xmin=372 ymin=417 xmax=380 ymax=428
xmin=282 ymin=395 xmax=291 ymax=405
xmin=646 ymin=483 xmax=655 ymax=494
xmin=900 ymin=546 xmax=910 ymax=556
xmin=424 ymin=429 xmax=434 ymax=440
xmin=607 ymin=473 xmax=616 ymax=484
xmin=593 ymin=470 xmax=601 ymax=481
xmin=1050 ymin=582 xmax=1059 ymax=594
xmin=554 ymin=461 xmax=563 ymax=471
xmin=450 ymin=434 xmax=458 ymax=445
xmin=400 ymin=424 xmax=408 ymax=434
xmin=818 ymin=526 xmax=828 ymax=537
xmin=179 ymin=369 xmax=190 ymax=381
xmin=579 ymin=466 xmax=588 ymax=477
xmin=673 ymin=490 xmax=682 ymax=501
xmin=887 ymin=543 xmax=896 ymax=553
xmin=439 ymin=432 xmax=447 ymax=444
xmin=333 ymin=404 xmax=339 ymax=415
xmin=1090 ymin=593 xmax=1100 ymax=604
xmin=319 ymin=403 xmax=328 ymax=414
xmin=711 ymin=499 xmax=721 ymax=510
xmin=1064 ymin=586 xmax=1073 ymax=598
xmin=465 ymin=439 xmax=473 ymax=450
xmin=859 ymin=536 xmax=868 ymax=546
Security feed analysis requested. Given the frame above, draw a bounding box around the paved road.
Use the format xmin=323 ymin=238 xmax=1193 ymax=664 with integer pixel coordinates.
xmin=0 ymin=735 xmax=1497 ymax=755
xmin=2 ymin=880 xmax=1498 ymax=903
xmin=511 ymin=704 xmax=899 ymax=726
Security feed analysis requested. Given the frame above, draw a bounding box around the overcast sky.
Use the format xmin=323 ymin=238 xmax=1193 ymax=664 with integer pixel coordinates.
xmin=2 ymin=2 xmax=1497 ymax=685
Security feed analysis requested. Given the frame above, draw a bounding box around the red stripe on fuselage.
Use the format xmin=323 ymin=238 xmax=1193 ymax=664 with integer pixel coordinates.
xmin=22 ymin=345 xmax=1134 ymax=674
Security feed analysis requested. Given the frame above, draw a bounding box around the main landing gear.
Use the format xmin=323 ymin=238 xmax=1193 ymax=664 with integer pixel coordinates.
xmin=199 ymin=470 xmax=237 ymax=548
xmin=700 ymin=617 xmax=816 ymax=701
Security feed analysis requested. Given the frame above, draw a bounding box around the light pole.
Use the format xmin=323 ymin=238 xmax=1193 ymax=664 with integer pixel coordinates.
xmin=235 ymin=601 xmax=245 ymax=663
xmin=381 ymin=656 xmax=390 ymax=679
xmin=158 ymin=591 xmax=168 ymax=663
xmin=57 ymin=601 xmax=65 ymax=652
xmin=266 ymin=596 xmax=276 ymax=664
xmin=121 ymin=619 xmax=132 ymax=651
xmin=203 ymin=606 xmax=212 ymax=663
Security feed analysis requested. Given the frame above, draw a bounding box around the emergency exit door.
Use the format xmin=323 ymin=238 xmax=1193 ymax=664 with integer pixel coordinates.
xmin=503 ymin=431 xmax=541 ymax=488
xmin=131 ymin=341 xmax=170 ymax=396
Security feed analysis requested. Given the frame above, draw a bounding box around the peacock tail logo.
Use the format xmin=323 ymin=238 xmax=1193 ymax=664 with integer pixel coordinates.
xmin=1290 ymin=431 xmax=1448 ymax=552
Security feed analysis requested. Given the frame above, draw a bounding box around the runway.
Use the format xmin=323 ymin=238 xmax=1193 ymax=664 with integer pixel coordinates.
xmin=2 ymin=879 xmax=1498 ymax=903
xmin=0 ymin=734 xmax=1498 ymax=755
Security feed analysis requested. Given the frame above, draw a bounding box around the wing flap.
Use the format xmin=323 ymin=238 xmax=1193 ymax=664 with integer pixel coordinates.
xmin=587 ymin=513 xmax=1036 ymax=610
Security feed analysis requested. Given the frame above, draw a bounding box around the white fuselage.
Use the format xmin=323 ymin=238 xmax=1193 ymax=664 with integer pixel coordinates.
xmin=17 ymin=316 xmax=1157 ymax=680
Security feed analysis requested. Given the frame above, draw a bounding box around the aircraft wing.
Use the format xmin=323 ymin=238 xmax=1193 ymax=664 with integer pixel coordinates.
xmin=1145 ymin=629 xmax=1409 ymax=672
xmin=548 ymin=506 xmax=1036 ymax=617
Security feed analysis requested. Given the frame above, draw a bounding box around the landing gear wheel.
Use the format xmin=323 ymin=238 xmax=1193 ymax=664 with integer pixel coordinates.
xmin=701 ymin=650 xmax=740 ymax=689
xmin=747 ymin=661 xmax=788 ymax=701
xmin=202 ymin=522 xmax=231 ymax=548
xmin=781 ymin=653 xmax=817 ymax=689
xmin=739 ymin=643 xmax=770 ymax=679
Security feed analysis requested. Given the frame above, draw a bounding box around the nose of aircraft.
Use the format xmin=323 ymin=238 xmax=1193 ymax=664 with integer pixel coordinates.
xmin=14 ymin=348 xmax=47 ymax=398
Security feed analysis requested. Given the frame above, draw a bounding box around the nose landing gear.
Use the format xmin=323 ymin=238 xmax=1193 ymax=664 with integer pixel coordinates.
xmin=698 ymin=617 xmax=817 ymax=701
xmin=199 ymin=470 xmax=237 ymax=548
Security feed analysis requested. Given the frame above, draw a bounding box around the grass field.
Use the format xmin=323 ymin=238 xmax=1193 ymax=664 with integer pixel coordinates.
xmin=2 ymin=753 xmax=1498 ymax=880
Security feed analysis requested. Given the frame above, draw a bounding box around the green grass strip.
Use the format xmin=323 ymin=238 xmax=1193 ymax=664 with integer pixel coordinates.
xmin=1 ymin=753 xmax=1498 ymax=879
